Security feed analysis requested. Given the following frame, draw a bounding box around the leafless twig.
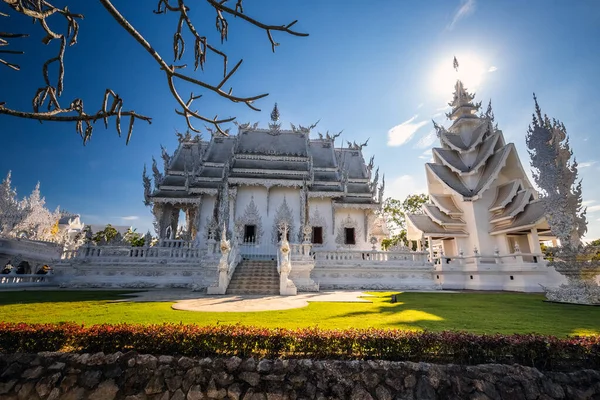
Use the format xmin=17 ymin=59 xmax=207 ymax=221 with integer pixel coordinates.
xmin=0 ymin=0 xmax=307 ymax=142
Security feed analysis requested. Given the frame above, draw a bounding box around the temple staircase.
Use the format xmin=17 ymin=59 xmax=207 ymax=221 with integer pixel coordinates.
xmin=226 ymin=260 xmax=279 ymax=295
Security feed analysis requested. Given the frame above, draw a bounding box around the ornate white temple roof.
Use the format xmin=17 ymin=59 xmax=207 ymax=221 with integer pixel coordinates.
xmin=144 ymin=106 xmax=383 ymax=208
xmin=423 ymin=204 xmax=465 ymax=227
xmin=438 ymin=120 xmax=490 ymax=152
xmin=489 ymin=180 xmax=522 ymax=212
xmin=490 ymin=200 xmax=546 ymax=235
xmin=408 ymin=74 xmax=548 ymax=240
xmin=490 ymin=189 xmax=534 ymax=224
xmin=406 ymin=214 xmax=468 ymax=238
xmin=430 ymin=194 xmax=463 ymax=216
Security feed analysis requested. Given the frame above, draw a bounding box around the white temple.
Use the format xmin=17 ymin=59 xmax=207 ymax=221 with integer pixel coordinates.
xmin=1 ymin=80 xmax=570 ymax=294
xmin=406 ymin=77 xmax=565 ymax=291
xmin=143 ymin=104 xmax=387 ymax=253
xmin=32 ymin=106 xmax=436 ymax=293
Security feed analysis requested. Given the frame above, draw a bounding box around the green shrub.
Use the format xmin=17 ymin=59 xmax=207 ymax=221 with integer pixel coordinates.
xmin=0 ymin=322 xmax=597 ymax=370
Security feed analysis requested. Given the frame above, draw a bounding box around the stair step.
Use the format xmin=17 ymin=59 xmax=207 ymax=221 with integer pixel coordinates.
xmin=226 ymin=260 xmax=280 ymax=295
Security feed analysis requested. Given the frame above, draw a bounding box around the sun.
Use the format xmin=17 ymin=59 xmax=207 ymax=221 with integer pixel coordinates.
xmin=431 ymin=53 xmax=487 ymax=97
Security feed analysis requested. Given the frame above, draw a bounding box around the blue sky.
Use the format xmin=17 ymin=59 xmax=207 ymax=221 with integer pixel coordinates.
xmin=1 ymin=0 xmax=600 ymax=238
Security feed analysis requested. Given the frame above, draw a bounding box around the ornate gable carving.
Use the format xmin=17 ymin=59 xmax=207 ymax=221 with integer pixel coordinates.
xmin=235 ymin=197 xmax=264 ymax=244
xmin=335 ymin=214 xmax=362 ymax=248
xmin=203 ymin=217 xmax=219 ymax=241
xmin=272 ymin=197 xmax=295 ymax=244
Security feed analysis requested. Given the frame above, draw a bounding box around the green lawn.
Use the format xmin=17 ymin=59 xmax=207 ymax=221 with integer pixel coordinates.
xmin=1 ymin=290 xmax=599 ymax=337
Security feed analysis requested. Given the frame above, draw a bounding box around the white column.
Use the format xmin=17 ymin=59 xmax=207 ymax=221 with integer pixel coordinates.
xmin=427 ymin=236 xmax=434 ymax=262
xmin=528 ymin=227 xmax=542 ymax=263
xmin=228 ymin=188 xmax=237 ymax=234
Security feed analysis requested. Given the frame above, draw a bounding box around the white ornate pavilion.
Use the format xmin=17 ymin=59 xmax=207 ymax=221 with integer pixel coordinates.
xmin=406 ymin=77 xmax=565 ymax=291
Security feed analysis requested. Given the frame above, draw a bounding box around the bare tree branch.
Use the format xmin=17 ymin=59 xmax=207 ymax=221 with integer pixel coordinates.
xmin=0 ymin=0 xmax=307 ymax=143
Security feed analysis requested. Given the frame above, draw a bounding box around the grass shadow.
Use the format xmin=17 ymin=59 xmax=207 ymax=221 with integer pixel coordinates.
xmin=0 ymin=290 xmax=141 ymax=306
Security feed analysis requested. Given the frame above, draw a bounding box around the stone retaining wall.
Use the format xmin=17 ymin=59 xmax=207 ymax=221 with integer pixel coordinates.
xmin=1 ymin=352 xmax=599 ymax=399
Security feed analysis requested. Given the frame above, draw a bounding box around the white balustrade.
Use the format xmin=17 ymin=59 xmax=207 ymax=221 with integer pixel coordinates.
xmin=1 ymin=273 xmax=54 ymax=287
xmin=433 ymin=252 xmax=546 ymax=266
xmin=314 ymin=249 xmax=429 ymax=264
xmin=60 ymin=249 xmax=78 ymax=260
xmin=158 ymin=239 xmax=195 ymax=249
xmin=290 ymin=243 xmax=313 ymax=260
xmin=66 ymin=242 xmax=205 ymax=262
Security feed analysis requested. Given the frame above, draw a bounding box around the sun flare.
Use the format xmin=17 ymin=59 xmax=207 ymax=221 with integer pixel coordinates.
xmin=431 ymin=54 xmax=487 ymax=97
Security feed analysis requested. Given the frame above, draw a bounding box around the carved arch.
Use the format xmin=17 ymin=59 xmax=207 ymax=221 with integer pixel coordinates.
xmin=235 ymin=196 xmax=264 ymax=243
xmin=335 ymin=214 xmax=362 ymax=248
xmin=272 ymin=197 xmax=295 ymax=244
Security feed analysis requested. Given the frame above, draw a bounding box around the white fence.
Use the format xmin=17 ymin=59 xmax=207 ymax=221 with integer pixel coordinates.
xmin=238 ymin=241 xmax=279 ymax=261
xmin=1 ymin=273 xmax=55 ymax=288
xmin=433 ymin=252 xmax=545 ymax=266
xmin=314 ymin=249 xmax=429 ymax=264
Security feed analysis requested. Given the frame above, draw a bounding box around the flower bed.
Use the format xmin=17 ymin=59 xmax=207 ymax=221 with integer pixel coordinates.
xmin=0 ymin=323 xmax=598 ymax=370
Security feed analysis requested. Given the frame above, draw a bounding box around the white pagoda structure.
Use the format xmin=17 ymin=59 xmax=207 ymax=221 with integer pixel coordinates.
xmin=406 ymin=76 xmax=564 ymax=291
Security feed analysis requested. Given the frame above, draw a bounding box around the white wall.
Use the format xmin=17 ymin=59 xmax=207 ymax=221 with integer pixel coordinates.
xmin=197 ymin=195 xmax=216 ymax=245
xmin=235 ymin=186 xmax=302 ymax=244
xmin=333 ymin=208 xmax=370 ymax=250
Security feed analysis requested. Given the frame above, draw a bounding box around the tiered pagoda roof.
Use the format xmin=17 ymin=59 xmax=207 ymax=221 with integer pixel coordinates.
xmin=407 ymin=78 xmax=547 ymax=239
xmin=144 ymin=106 xmax=383 ymax=209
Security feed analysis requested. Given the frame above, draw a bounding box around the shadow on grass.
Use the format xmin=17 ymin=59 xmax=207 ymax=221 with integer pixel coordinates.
xmin=335 ymin=292 xmax=600 ymax=336
xmin=0 ymin=290 xmax=141 ymax=306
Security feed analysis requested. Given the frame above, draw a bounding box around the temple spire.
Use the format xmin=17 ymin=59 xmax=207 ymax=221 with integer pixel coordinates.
xmin=269 ymin=103 xmax=281 ymax=131
xmin=453 ymin=56 xmax=459 ymax=72
xmin=270 ymin=103 xmax=280 ymax=122
xmin=446 ymin=80 xmax=481 ymax=121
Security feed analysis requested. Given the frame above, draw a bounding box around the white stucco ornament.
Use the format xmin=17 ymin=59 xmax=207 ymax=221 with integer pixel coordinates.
xmin=527 ymin=96 xmax=600 ymax=304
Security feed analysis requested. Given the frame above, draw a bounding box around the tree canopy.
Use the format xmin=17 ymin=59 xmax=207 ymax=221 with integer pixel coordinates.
xmin=380 ymin=193 xmax=428 ymax=250
xmin=0 ymin=0 xmax=307 ymax=144
xmin=0 ymin=171 xmax=63 ymax=241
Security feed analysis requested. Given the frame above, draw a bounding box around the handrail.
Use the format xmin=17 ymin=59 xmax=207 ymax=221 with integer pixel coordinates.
xmin=69 ymin=243 xmax=205 ymax=261
xmin=314 ymin=249 xmax=429 ymax=263
xmin=433 ymin=252 xmax=546 ymax=265
xmin=1 ymin=273 xmax=55 ymax=286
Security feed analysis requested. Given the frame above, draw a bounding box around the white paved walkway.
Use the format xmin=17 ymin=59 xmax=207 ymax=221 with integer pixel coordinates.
xmin=117 ymin=290 xmax=375 ymax=312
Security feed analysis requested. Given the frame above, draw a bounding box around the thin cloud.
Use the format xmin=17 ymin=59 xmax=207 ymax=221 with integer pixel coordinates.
xmin=578 ymin=161 xmax=596 ymax=168
xmin=414 ymin=130 xmax=437 ymax=149
xmin=447 ymin=0 xmax=476 ymax=30
xmin=121 ymin=216 xmax=140 ymax=221
xmin=387 ymin=115 xmax=428 ymax=147
xmin=417 ymin=103 xmax=424 ymax=109
xmin=418 ymin=149 xmax=433 ymax=160
xmin=587 ymin=205 xmax=600 ymax=213
xmin=488 ymin=66 xmax=498 ymax=72
xmin=436 ymin=105 xmax=451 ymax=112
xmin=583 ymin=200 xmax=596 ymax=206
xmin=386 ymin=174 xmax=428 ymax=202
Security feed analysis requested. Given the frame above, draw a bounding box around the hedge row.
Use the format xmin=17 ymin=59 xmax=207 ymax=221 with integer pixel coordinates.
xmin=0 ymin=323 xmax=598 ymax=370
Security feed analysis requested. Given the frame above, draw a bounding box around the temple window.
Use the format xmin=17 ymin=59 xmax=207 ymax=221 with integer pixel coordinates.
xmin=244 ymin=225 xmax=256 ymax=243
xmin=344 ymin=228 xmax=356 ymax=245
xmin=312 ymin=226 xmax=323 ymax=244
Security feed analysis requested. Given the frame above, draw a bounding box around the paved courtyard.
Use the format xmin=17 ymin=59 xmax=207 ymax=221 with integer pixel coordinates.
xmin=119 ymin=290 xmax=373 ymax=312
xmin=116 ymin=289 xmax=449 ymax=312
